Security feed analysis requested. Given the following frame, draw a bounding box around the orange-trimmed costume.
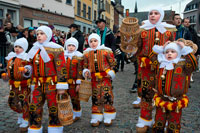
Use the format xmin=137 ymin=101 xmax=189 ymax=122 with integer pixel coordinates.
xmin=150 ymin=43 xmax=197 ymax=132
xmin=27 ymin=26 xmax=67 ymax=133
xmin=5 ymin=38 xmax=31 ymax=131
xmin=83 ymin=33 xmax=116 ymax=126
xmin=64 ymin=37 xmax=84 ymax=121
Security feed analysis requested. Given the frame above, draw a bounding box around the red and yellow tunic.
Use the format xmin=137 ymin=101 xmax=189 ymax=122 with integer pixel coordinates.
xmin=150 ymin=52 xmax=197 ymax=111
xmin=31 ymin=47 xmax=67 ymax=87
xmin=66 ymin=55 xmax=83 ymax=84
xmin=7 ymin=58 xmax=31 ymax=87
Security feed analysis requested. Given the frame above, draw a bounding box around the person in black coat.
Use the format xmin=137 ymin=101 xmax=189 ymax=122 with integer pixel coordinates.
xmin=93 ymin=19 xmax=116 ymax=53
xmin=0 ymin=26 xmax=8 ymax=75
xmin=67 ymin=24 xmax=84 ymax=53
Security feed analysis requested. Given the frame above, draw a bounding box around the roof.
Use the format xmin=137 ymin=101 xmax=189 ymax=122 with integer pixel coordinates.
xmin=184 ymin=0 xmax=200 ymax=11
xmin=127 ymin=10 xmax=174 ymax=24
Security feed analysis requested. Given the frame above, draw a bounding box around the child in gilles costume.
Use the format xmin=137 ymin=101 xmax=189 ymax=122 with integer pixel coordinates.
xmin=27 ymin=26 xmax=67 ymax=133
xmin=150 ymin=41 xmax=197 ymax=132
xmin=135 ymin=7 xmax=176 ymax=132
xmin=64 ymin=37 xmax=83 ymax=121
xmin=3 ymin=38 xmax=31 ymax=131
xmin=83 ymin=33 xmax=116 ymax=127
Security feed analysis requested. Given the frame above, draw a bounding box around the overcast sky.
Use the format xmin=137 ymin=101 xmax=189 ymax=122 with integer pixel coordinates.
xmin=113 ymin=0 xmax=192 ymax=17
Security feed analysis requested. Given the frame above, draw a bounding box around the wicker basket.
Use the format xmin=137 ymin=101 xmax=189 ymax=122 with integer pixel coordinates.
xmin=57 ymin=94 xmax=73 ymax=126
xmin=120 ymin=17 xmax=140 ymax=53
xmin=177 ymin=38 xmax=198 ymax=54
xmin=79 ymin=79 xmax=92 ymax=102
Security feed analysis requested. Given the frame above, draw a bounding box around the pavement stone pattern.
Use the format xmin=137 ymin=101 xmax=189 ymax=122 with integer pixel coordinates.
xmin=0 ymin=64 xmax=200 ymax=133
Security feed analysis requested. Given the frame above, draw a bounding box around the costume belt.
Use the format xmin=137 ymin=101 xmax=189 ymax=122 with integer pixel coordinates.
xmin=91 ymin=69 xmax=111 ymax=81
xmin=153 ymin=93 xmax=189 ymax=113
xmin=9 ymin=79 xmax=31 ymax=91
xmin=32 ymin=76 xmax=57 ymax=86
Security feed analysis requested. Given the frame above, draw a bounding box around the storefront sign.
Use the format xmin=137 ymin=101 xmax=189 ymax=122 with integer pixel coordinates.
xmin=33 ymin=12 xmax=60 ymax=21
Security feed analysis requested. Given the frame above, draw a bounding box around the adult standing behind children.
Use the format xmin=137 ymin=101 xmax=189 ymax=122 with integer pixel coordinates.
xmin=67 ymin=24 xmax=85 ymax=53
xmin=93 ymin=19 xmax=116 ymax=53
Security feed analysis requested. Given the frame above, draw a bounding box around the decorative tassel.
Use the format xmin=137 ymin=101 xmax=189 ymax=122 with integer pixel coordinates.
xmin=153 ymin=100 xmax=155 ymax=106
xmin=9 ymin=66 xmax=12 ymax=69
xmin=162 ymin=107 xmax=166 ymax=113
xmin=51 ymin=80 xmax=54 ymax=85
xmin=140 ymin=62 xmax=144 ymax=67
xmin=19 ymin=86 xmax=21 ymax=91
xmin=38 ymin=81 xmax=41 ymax=86
xmin=161 ymin=75 xmax=165 ymax=80
xmin=10 ymin=85 xmax=12 ymax=90
xmin=176 ymin=106 xmax=179 ymax=113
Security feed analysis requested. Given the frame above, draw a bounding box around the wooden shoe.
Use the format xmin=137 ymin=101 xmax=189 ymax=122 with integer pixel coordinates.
xmin=136 ymin=126 xmax=148 ymax=133
xmin=20 ymin=126 xmax=28 ymax=132
xmin=104 ymin=120 xmax=113 ymax=127
xmin=73 ymin=117 xmax=80 ymax=122
xmin=133 ymin=103 xmax=141 ymax=109
xmin=91 ymin=121 xmax=100 ymax=127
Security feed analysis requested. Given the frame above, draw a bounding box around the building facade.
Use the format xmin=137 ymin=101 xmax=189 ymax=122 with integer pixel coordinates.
xmin=19 ymin=0 xmax=75 ymax=32
xmin=74 ymin=0 xmax=93 ymax=34
xmin=111 ymin=0 xmax=124 ymax=33
xmin=183 ymin=0 xmax=200 ymax=33
xmin=0 ymin=0 xmax=20 ymax=27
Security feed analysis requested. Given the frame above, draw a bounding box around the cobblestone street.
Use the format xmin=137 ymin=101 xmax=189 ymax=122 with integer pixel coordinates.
xmin=0 ymin=64 xmax=200 ymax=133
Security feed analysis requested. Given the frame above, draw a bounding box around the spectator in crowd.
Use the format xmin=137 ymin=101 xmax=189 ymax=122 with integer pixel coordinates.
xmin=115 ymin=31 xmax=125 ymax=72
xmin=21 ymin=28 xmax=29 ymax=39
xmin=5 ymin=27 xmax=18 ymax=54
xmin=16 ymin=25 xmax=25 ymax=39
xmin=3 ymin=13 xmax=12 ymax=26
xmin=48 ymin=25 xmax=56 ymax=43
xmin=67 ymin=24 xmax=84 ymax=53
xmin=27 ymin=27 xmax=36 ymax=52
xmin=182 ymin=18 xmax=199 ymax=49
xmin=93 ymin=19 xmax=116 ymax=52
xmin=173 ymin=14 xmax=191 ymax=40
xmin=83 ymin=33 xmax=89 ymax=50
xmin=4 ymin=22 xmax=13 ymax=32
xmin=0 ymin=26 xmax=8 ymax=73
xmin=182 ymin=18 xmax=200 ymax=81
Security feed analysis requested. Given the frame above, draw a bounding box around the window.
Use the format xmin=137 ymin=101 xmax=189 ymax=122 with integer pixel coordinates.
xmin=8 ymin=9 xmax=15 ymax=21
xmin=102 ymin=14 xmax=104 ymax=19
xmin=94 ymin=10 xmax=97 ymax=21
xmin=55 ymin=0 xmax=62 ymax=2
xmin=0 ymin=9 xmax=3 ymax=17
xmin=106 ymin=1 xmax=110 ymax=13
xmin=24 ymin=19 xmax=32 ymax=28
xmin=77 ymin=0 xmax=81 ymax=16
xmin=190 ymin=16 xmax=192 ymax=23
xmin=66 ymin=0 xmax=72 ymax=4
xmin=94 ymin=0 xmax=97 ymax=4
xmin=0 ymin=9 xmax=3 ymax=27
xmin=83 ymin=4 xmax=86 ymax=18
xmin=193 ymin=15 xmax=196 ymax=23
xmin=83 ymin=26 xmax=86 ymax=33
xmin=88 ymin=6 xmax=91 ymax=20
xmin=88 ymin=28 xmax=91 ymax=34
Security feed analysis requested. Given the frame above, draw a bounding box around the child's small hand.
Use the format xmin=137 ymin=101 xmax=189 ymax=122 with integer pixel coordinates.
xmin=1 ymin=73 xmax=9 ymax=81
xmin=0 ymin=63 xmax=2 ymax=67
xmin=105 ymin=74 xmax=111 ymax=78
xmin=76 ymin=85 xmax=80 ymax=92
xmin=176 ymin=41 xmax=185 ymax=48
